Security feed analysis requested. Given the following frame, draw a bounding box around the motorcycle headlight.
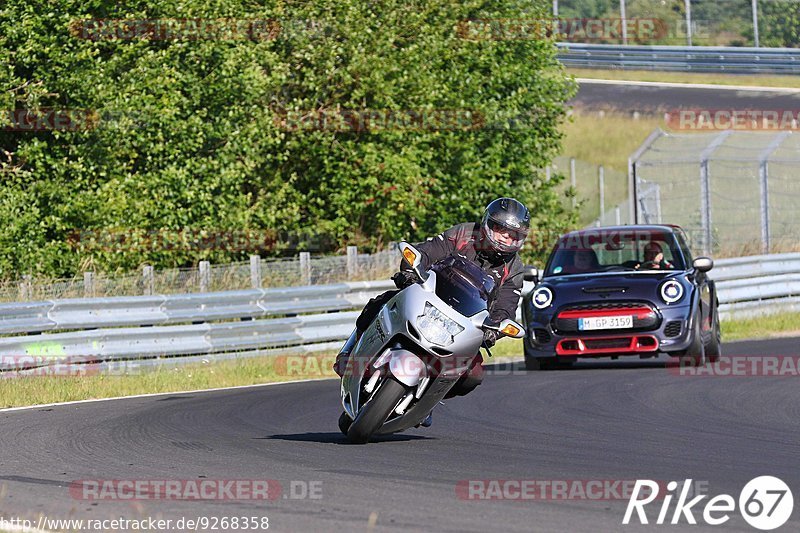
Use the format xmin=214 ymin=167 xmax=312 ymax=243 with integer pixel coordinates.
xmin=532 ymin=286 xmax=553 ymax=309
xmin=660 ymin=280 xmax=684 ymax=304
xmin=416 ymin=302 xmax=464 ymax=346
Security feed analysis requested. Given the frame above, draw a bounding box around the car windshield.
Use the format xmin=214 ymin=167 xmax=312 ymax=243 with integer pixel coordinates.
xmin=544 ymin=228 xmax=686 ymax=277
xmin=431 ymin=255 xmax=495 ymax=316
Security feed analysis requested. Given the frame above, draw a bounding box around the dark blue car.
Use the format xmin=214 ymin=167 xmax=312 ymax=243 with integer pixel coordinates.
xmin=522 ymin=225 xmax=721 ymax=370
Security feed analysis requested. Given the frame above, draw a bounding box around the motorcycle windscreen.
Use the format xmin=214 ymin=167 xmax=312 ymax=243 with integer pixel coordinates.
xmin=431 ymin=256 xmax=495 ymax=316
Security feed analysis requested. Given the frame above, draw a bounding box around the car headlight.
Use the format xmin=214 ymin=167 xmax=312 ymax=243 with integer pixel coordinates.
xmin=532 ymin=286 xmax=553 ymax=309
xmin=660 ymin=280 xmax=684 ymax=304
xmin=416 ymin=302 xmax=464 ymax=346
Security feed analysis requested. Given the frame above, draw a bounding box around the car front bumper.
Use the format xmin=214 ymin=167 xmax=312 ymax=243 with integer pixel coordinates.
xmin=525 ymin=303 xmax=696 ymax=360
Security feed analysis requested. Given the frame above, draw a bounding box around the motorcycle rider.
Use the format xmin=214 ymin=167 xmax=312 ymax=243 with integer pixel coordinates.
xmin=333 ymin=198 xmax=531 ymax=421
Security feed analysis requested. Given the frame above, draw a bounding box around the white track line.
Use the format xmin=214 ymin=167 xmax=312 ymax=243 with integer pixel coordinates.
xmin=0 ymin=377 xmax=336 ymax=413
xmin=575 ymin=77 xmax=800 ymax=94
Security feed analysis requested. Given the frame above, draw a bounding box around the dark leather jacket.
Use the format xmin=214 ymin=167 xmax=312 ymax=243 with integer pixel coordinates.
xmin=402 ymin=222 xmax=525 ymax=324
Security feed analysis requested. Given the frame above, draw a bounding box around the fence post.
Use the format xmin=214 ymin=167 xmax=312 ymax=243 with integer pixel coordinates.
xmin=699 ymin=161 xmax=712 ymax=256
xmin=250 ymin=255 xmax=262 ymax=289
xmin=751 ymin=0 xmax=760 ymax=47
xmin=598 ymin=165 xmax=605 ymax=221
xmin=199 ymin=261 xmax=210 ymax=292
xmin=299 ymin=252 xmax=311 ymax=285
xmin=684 ymin=0 xmax=693 ymax=46
xmin=757 ymin=131 xmax=789 ymax=254
xmin=84 ymin=271 xmax=95 ymax=298
xmin=18 ymin=274 xmax=32 ymax=301
xmin=346 ymin=246 xmax=358 ymax=279
xmin=655 ymin=184 xmax=662 ymax=224
xmin=387 ymin=242 xmax=398 ymax=271
xmin=698 ymin=130 xmax=731 ymax=256
xmin=142 ymin=265 xmax=154 ymax=296
xmin=759 ymin=161 xmax=771 ymax=254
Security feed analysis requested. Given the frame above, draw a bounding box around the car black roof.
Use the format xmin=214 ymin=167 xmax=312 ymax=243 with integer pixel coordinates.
xmin=559 ymin=224 xmax=682 ymax=239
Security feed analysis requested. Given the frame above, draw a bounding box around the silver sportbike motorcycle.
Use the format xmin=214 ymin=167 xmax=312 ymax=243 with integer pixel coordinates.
xmin=338 ymin=242 xmax=525 ymax=444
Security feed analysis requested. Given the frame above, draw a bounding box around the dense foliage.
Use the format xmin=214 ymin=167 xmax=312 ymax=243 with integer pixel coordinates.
xmin=1 ymin=0 xmax=577 ymax=278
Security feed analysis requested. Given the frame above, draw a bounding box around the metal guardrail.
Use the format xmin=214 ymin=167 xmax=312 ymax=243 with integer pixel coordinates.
xmin=0 ymin=254 xmax=798 ymax=373
xmin=0 ymin=280 xmax=392 ymax=372
xmin=713 ymin=253 xmax=800 ymax=320
xmin=0 ymin=281 xmax=393 ymax=335
xmin=557 ymin=43 xmax=800 ymax=74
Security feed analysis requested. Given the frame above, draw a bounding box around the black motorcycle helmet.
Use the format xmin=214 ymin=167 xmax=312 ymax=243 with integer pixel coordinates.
xmin=478 ymin=197 xmax=530 ymax=261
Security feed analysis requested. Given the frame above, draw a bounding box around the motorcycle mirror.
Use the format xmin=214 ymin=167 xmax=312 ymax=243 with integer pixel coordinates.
xmin=484 ymin=318 xmax=526 ymax=339
xmin=399 ymin=241 xmax=428 ymax=281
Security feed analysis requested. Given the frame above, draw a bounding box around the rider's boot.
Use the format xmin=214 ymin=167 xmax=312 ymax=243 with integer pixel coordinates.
xmin=420 ymin=412 xmax=433 ymax=427
xmin=333 ymin=329 xmax=359 ymax=377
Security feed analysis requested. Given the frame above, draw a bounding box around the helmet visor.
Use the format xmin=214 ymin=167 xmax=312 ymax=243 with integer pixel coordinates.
xmin=486 ymin=219 xmax=527 ymax=250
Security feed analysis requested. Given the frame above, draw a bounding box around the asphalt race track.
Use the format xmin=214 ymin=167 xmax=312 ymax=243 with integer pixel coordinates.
xmin=2 ymin=336 xmax=799 ymax=532
xmin=570 ymin=79 xmax=800 ymax=113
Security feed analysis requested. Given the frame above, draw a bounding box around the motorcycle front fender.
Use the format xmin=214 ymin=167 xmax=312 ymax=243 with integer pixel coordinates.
xmin=388 ymin=349 xmax=427 ymax=387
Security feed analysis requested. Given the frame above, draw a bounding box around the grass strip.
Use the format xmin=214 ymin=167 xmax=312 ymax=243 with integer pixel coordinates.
xmin=2 ymin=313 xmax=797 ymax=408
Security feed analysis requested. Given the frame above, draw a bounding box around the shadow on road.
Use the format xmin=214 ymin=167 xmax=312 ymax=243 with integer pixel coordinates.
xmin=258 ymin=432 xmax=432 ymax=444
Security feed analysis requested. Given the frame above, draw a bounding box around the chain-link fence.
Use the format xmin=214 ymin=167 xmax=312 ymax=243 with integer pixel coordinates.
xmin=550 ymin=155 xmax=631 ymax=227
xmin=631 ymin=129 xmax=800 ymax=256
xmin=4 ymin=247 xmax=403 ymax=303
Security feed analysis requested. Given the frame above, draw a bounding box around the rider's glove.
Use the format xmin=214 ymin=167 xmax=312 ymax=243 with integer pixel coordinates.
xmin=482 ymin=329 xmax=499 ymax=348
xmin=392 ymin=270 xmax=419 ymax=289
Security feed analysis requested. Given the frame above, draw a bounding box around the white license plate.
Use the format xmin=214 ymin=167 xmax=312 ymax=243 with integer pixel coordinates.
xmin=578 ymin=315 xmax=633 ymax=330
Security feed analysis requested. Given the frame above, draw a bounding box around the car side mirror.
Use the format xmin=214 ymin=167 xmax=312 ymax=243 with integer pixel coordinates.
xmin=522 ymin=265 xmax=540 ymax=283
xmin=693 ymin=257 xmax=714 ymax=273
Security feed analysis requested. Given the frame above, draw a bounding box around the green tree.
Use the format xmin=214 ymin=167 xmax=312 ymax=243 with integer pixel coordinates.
xmin=747 ymin=2 xmax=800 ymax=47
xmin=0 ymin=0 xmax=576 ymax=278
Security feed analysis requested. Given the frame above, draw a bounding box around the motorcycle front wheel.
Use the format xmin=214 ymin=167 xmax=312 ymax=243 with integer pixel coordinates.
xmin=346 ymin=377 xmax=406 ymax=444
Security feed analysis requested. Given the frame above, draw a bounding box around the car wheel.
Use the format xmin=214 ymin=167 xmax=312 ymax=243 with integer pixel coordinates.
xmin=704 ymin=307 xmax=722 ymax=363
xmin=679 ymin=310 xmax=706 ymax=367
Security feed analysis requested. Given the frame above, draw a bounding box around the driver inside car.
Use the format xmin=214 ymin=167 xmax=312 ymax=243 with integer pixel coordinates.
xmin=333 ymin=198 xmax=531 ymax=425
xmin=636 ymin=241 xmax=674 ymax=270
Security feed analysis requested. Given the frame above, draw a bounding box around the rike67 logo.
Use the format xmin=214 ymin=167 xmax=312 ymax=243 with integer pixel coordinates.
xmin=624 ymin=477 xmax=794 ymax=530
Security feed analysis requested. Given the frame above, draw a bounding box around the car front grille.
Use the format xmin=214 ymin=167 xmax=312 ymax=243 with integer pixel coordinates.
xmin=583 ymin=338 xmax=632 ymax=350
xmin=553 ymin=301 xmax=660 ymax=334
